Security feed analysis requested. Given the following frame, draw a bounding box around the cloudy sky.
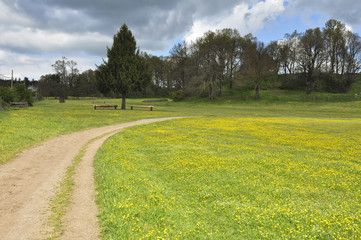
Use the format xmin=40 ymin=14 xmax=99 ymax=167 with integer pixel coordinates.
xmin=0 ymin=0 xmax=360 ymax=80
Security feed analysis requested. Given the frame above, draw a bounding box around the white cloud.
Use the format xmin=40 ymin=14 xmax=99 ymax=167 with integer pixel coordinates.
xmin=0 ymin=28 xmax=111 ymax=55
xmin=184 ymin=0 xmax=286 ymax=43
xmin=1 ymin=0 xmax=360 ymax=80
xmin=0 ymin=51 xmax=49 ymax=79
xmin=295 ymin=0 xmax=361 ymax=27
xmin=0 ymin=50 xmax=102 ymax=80
xmin=0 ymin=1 xmax=34 ymax=28
xmin=345 ymin=24 xmax=353 ymax=32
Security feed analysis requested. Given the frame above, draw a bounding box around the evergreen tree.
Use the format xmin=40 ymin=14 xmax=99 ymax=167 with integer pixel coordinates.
xmin=96 ymin=24 xmax=150 ymax=109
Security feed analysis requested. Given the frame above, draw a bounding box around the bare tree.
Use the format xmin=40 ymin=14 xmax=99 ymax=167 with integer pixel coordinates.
xmin=241 ymin=37 xmax=276 ymax=100
xmin=51 ymin=57 xmax=79 ymax=88
xmin=169 ymin=42 xmax=189 ymax=90
xmin=193 ymin=31 xmax=220 ymax=100
xmin=323 ymin=19 xmax=346 ymax=74
xmin=297 ymin=28 xmax=325 ymax=94
xmin=342 ymin=31 xmax=361 ymax=92
xmin=52 ymin=56 xmax=68 ymax=85
xmin=67 ymin=60 xmax=79 ymax=88
xmin=216 ymin=29 xmax=242 ymax=91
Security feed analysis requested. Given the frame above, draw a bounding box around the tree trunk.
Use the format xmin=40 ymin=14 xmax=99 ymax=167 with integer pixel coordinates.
xmin=343 ymin=76 xmax=352 ymax=93
xmin=306 ymin=75 xmax=314 ymax=95
xmin=229 ymin=65 xmax=233 ymax=89
xmin=306 ymin=72 xmax=314 ymax=95
xmin=255 ymin=80 xmax=261 ymax=100
xmin=209 ymin=81 xmax=214 ymax=101
xmin=218 ymin=76 xmax=223 ymax=96
xmin=121 ymin=94 xmax=126 ymax=110
xmin=306 ymin=83 xmax=312 ymax=95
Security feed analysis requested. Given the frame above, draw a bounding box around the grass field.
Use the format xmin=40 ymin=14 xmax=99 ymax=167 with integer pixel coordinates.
xmin=0 ymin=98 xmax=177 ymax=164
xmin=2 ymin=94 xmax=360 ymax=164
xmin=1 ymin=96 xmax=361 ymax=164
xmin=94 ymin=117 xmax=361 ymax=239
xmin=0 ymin=92 xmax=361 ymax=239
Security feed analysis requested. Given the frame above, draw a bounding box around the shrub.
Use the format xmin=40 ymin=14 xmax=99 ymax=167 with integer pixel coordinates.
xmin=13 ymin=84 xmax=34 ymax=106
xmin=0 ymin=98 xmax=9 ymax=110
xmin=170 ymin=90 xmax=185 ymax=101
xmin=279 ymin=74 xmax=305 ymax=90
xmin=0 ymin=86 xmax=14 ymax=103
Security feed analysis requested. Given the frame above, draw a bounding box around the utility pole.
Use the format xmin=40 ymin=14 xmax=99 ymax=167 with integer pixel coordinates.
xmin=11 ymin=70 xmax=13 ymax=89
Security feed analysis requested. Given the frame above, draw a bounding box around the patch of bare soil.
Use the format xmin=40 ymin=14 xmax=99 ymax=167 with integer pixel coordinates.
xmin=0 ymin=118 xmax=178 ymax=240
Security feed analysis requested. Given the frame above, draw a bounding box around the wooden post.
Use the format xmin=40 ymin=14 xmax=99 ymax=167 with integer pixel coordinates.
xmin=11 ymin=70 xmax=13 ymax=89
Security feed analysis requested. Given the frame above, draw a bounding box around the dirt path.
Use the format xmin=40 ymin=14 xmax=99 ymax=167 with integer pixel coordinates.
xmin=0 ymin=118 xmax=178 ymax=240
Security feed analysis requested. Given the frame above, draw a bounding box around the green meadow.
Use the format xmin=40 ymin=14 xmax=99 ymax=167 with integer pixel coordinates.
xmin=0 ymin=91 xmax=361 ymax=239
xmin=95 ymin=117 xmax=361 ymax=239
xmin=0 ymin=98 xmax=176 ymax=164
xmin=1 ymin=95 xmax=360 ymax=164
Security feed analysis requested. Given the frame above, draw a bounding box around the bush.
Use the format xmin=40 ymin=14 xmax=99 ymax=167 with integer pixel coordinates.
xmin=0 ymin=98 xmax=9 ymax=110
xmin=13 ymin=84 xmax=34 ymax=106
xmin=0 ymin=86 xmax=14 ymax=103
xmin=170 ymin=90 xmax=185 ymax=101
xmin=279 ymin=74 xmax=305 ymax=90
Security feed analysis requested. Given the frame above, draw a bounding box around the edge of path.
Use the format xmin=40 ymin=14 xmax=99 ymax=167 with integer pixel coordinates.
xmin=0 ymin=117 xmax=182 ymax=240
xmin=61 ymin=117 xmax=184 ymax=240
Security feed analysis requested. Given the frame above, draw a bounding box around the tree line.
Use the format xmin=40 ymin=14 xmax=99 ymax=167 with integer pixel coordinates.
xmin=32 ymin=18 xmax=361 ymax=101
xmin=147 ymin=19 xmax=361 ymax=100
xmin=37 ymin=57 xmax=98 ymax=98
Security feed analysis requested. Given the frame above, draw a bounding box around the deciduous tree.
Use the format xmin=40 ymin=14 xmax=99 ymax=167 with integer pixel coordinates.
xmin=342 ymin=31 xmax=361 ymax=92
xmin=298 ymin=27 xmax=325 ymax=94
xmin=323 ymin=19 xmax=346 ymax=74
xmin=241 ymin=37 xmax=276 ymax=100
xmin=52 ymin=57 xmax=79 ymax=89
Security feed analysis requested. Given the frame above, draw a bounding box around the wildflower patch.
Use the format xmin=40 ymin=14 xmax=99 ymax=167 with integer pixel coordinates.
xmin=94 ymin=117 xmax=361 ymax=239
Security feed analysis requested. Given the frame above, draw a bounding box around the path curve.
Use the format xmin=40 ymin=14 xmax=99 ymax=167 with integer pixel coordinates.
xmin=0 ymin=117 xmax=179 ymax=240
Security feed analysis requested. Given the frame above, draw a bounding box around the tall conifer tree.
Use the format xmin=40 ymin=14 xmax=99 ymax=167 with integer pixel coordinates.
xmin=96 ymin=24 xmax=150 ymax=109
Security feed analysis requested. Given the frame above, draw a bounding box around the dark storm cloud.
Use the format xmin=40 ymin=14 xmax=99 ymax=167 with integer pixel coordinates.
xmin=2 ymin=0 xmax=361 ymax=56
xmin=1 ymin=1 xmax=175 ymax=55
xmin=1 ymin=0 xmax=253 ymax=79
xmin=1 ymin=0 xmax=246 ymax=54
xmin=1 ymin=0 xmax=360 ymax=80
xmin=5 ymin=0 xmax=183 ymax=34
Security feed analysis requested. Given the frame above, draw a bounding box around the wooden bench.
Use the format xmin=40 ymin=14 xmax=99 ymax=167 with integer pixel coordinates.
xmin=143 ymin=99 xmax=168 ymax=103
xmin=130 ymin=105 xmax=154 ymax=111
xmin=10 ymin=102 xmax=28 ymax=108
xmin=93 ymin=104 xmax=118 ymax=110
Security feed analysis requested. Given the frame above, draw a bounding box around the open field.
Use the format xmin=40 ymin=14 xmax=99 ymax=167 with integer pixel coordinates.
xmin=0 ymin=93 xmax=361 ymax=239
xmin=1 ymin=94 xmax=361 ymax=164
xmin=95 ymin=117 xmax=361 ymax=239
xmin=0 ymin=99 xmax=177 ymax=164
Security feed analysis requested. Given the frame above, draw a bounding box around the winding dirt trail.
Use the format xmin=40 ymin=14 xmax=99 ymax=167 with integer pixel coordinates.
xmin=0 ymin=118 xmax=178 ymax=240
